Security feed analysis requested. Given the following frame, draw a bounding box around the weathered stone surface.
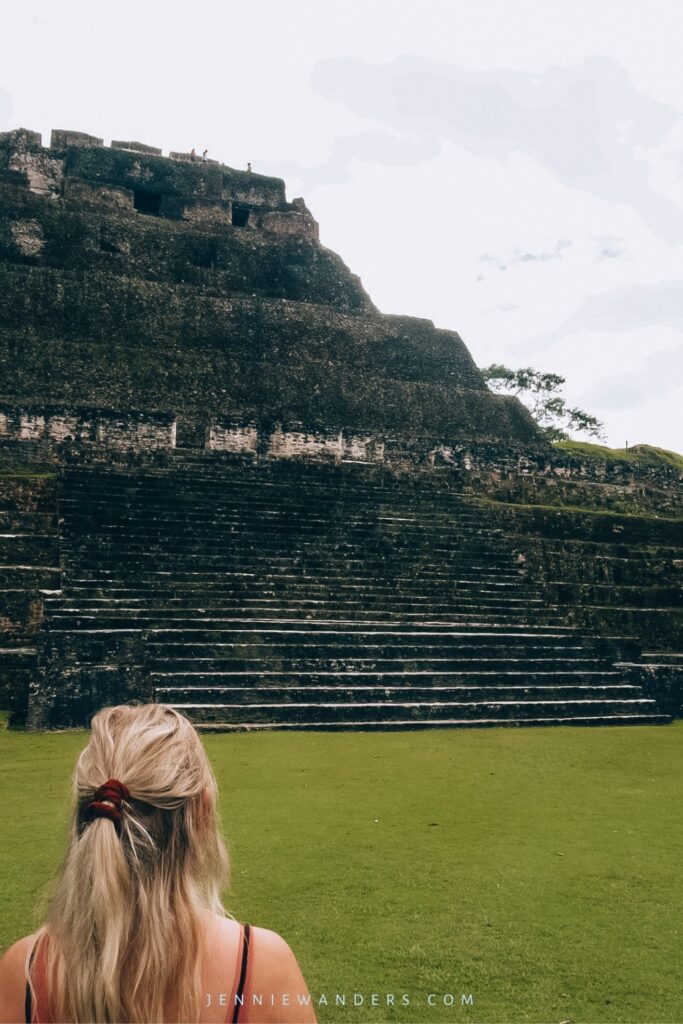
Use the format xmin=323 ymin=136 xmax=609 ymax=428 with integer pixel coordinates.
xmin=480 ymin=500 xmax=683 ymax=652
xmin=111 ymin=140 xmax=162 ymax=156
xmin=50 ymin=129 xmax=103 ymax=149
xmin=63 ymin=179 xmax=135 ymax=211
xmin=0 ymin=404 xmax=176 ymax=450
xmin=623 ymin=662 xmax=683 ymax=717
xmin=0 ymin=128 xmax=42 ymax=148
xmin=0 ymin=473 xmax=59 ymax=725
xmin=0 ymin=125 xmax=679 ymax=730
xmin=0 ymin=127 xmax=530 ymax=446
xmin=27 ymin=456 xmax=669 ymax=730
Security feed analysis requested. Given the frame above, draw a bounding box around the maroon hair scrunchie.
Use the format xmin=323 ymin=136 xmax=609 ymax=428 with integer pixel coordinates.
xmin=84 ymin=778 xmax=130 ymax=831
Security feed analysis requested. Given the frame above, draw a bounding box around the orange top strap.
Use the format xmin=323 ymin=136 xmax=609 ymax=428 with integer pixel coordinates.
xmin=25 ymin=937 xmax=53 ymax=1024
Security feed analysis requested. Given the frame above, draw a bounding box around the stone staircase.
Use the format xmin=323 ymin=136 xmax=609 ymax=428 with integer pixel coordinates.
xmin=33 ymin=454 xmax=669 ymax=730
xmin=0 ymin=473 xmax=60 ymax=724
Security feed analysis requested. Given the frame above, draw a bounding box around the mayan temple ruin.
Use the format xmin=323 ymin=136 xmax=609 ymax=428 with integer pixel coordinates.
xmin=0 ymin=127 xmax=680 ymax=731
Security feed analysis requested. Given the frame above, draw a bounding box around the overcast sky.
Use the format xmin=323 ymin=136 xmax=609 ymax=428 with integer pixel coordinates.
xmin=1 ymin=0 xmax=682 ymax=450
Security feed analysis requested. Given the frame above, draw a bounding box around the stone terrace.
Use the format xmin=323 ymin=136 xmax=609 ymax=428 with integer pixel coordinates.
xmin=0 ymin=126 xmax=679 ymax=729
xmin=30 ymin=453 xmax=667 ymax=730
xmin=0 ymin=473 xmax=60 ymax=724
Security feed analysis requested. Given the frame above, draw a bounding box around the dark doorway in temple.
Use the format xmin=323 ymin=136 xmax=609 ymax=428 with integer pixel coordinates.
xmin=133 ymin=189 xmax=162 ymax=215
xmin=232 ymin=203 xmax=250 ymax=227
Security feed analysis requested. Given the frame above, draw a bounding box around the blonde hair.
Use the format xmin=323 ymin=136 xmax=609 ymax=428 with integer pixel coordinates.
xmin=27 ymin=703 xmax=231 ymax=1023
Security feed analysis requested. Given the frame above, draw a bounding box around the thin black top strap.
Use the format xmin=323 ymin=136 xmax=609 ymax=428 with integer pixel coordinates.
xmin=24 ymin=942 xmax=38 ymax=1024
xmin=23 ymin=927 xmax=253 ymax=1024
xmin=231 ymin=923 xmax=251 ymax=1024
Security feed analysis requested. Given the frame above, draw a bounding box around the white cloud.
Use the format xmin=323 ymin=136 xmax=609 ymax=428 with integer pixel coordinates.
xmin=310 ymin=54 xmax=683 ymax=243
xmin=516 ymin=282 xmax=683 ymax=354
xmin=581 ymin=346 xmax=683 ymax=411
xmin=0 ymin=85 xmax=12 ymax=130
xmin=0 ymin=0 xmax=681 ymax=450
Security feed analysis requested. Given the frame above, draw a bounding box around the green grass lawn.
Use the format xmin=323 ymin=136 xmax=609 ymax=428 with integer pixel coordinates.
xmin=1 ymin=718 xmax=681 ymax=1024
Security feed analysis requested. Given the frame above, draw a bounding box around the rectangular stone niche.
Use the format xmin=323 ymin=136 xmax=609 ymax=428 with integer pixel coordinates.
xmin=133 ymin=189 xmax=162 ymax=215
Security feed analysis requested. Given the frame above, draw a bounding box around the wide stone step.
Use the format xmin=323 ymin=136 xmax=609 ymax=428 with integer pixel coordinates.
xmin=54 ymin=582 xmax=532 ymax=603
xmin=0 ymin=493 xmax=57 ymax=519
xmin=60 ymin=580 xmax=528 ymax=601
xmin=641 ymin=651 xmax=683 ymax=664
xmin=45 ymin=620 xmax=581 ymax=637
xmin=64 ymin=568 xmax=524 ymax=586
xmin=0 ymin=645 xmax=37 ymax=668
xmin=61 ymin=576 xmax=527 ymax=595
xmin=61 ymin=521 xmax=494 ymax=542
xmin=58 ymin=544 xmax=519 ymax=567
xmin=0 ymin=585 xmax=48 ymax=610
xmin=556 ymin=606 xmax=683 ymax=649
xmin=62 ymin=544 xmax=516 ymax=567
xmin=0 ymin=534 xmax=60 ymax=563
xmin=42 ymin=624 xmax=591 ymax=665
xmin=189 ymin=712 xmax=671 ymax=732
xmin=58 ymin=496 xmax=478 ymax=522
xmin=155 ymin=683 xmax=641 ymax=704
xmin=56 ymin=494 xmax=496 ymax=521
xmin=59 ymin=503 xmax=481 ymax=526
xmin=150 ymin=668 xmax=622 ymax=686
xmin=0 ymin=566 xmax=60 ymax=587
xmin=59 ymin=498 xmax=487 ymax=520
xmin=514 ymin=537 xmax=683 ymax=562
xmin=0 ymin=510 xmax=57 ymax=533
xmin=51 ymin=602 xmax=547 ymax=622
xmin=50 ymin=638 xmax=602 ymax=671
xmin=521 ymin=549 xmax=683 ymax=586
xmin=158 ymin=697 xmax=660 ymax=725
xmin=144 ymin=640 xmax=593 ymax=659
xmin=58 ymin=511 xmax=501 ymax=532
xmin=44 ymin=608 xmax=569 ymax=629
xmin=64 ymin=519 xmax=487 ymax=540
xmin=59 ymin=471 xmax=466 ymax=498
xmin=62 ymin=552 xmax=520 ymax=571
xmin=60 ymin=506 xmax=499 ymax=525
xmin=32 ymin=461 xmax=673 ymax=732
xmin=61 ymin=528 xmax=511 ymax=549
xmin=48 ymin=591 xmax=545 ymax=610
xmin=63 ymin=565 xmax=524 ymax=589
xmin=551 ymin=580 xmax=682 ymax=607
xmin=148 ymin=655 xmax=605 ymax=672
xmin=57 ymin=505 xmax=497 ymax=528
xmin=61 ymin=565 xmax=528 ymax=587
xmin=51 ymin=575 xmax=535 ymax=595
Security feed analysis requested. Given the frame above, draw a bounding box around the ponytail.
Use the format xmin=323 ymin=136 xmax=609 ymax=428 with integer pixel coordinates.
xmin=28 ymin=704 xmax=230 ymax=1023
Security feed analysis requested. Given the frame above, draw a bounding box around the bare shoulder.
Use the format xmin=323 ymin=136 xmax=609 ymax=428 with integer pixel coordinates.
xmin=0 ymin=933 xmax=38 ymax=1024
xmin=247 ymin=926 xmax=317 ymax=1023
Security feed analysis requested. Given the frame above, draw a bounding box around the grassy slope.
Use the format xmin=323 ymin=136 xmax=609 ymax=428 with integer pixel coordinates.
xmin=0 ymin=457 xmax=56 ymax=479
xmin=473 ymin=493 xmax=683 ymax=523
xmin=1 ymin=719 xmax=681 ymax=1023
xmin=553 ymin=441 xmax=683 ymax=472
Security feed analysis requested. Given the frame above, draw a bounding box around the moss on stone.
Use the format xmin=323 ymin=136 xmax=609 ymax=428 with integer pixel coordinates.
xmin=553 ymin=440 xmax=683 ymax=472
xmin=0 ymin=459 xmax=56 ymax=479
xmin=472 ymin=495 xmax=682 ymax=523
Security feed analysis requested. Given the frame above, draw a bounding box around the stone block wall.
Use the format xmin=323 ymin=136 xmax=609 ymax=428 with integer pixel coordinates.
xmin=0 ymin=471 xmax=60 ymax=724
xmin=480 ymin=500 xmax=683 ymax=652
xmin=0 ymin=127 xmax=308 ymax=233
xmin=0 ymin=125 xmax=542 ymax=448
xmin=0 ymin=405 xmax=176 ymax=452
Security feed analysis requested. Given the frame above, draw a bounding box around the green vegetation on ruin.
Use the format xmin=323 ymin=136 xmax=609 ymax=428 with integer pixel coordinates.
xmin=472 ymin=494 xmax=682 ymax=524
xmin=0 ymin=457 xmax=56 ymax=479
xmin=1 ymin=713 xmax=681 ymax=1023
xmin=553 ymin=440 xmax=683 ymax=472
